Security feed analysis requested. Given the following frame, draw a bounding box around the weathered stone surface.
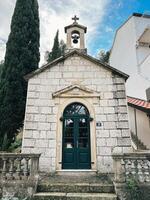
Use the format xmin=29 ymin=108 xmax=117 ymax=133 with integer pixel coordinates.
xmin=121 ymin=130 xmax=130 ymax=137
xmin=22 ymin=55 xmax=131 ymax=173
xmin=117 ymin=137 xmax=131 ymax=146
xmin=38 ymin=123 xmax=51 ymax=131
xmin=97 ymin=147 xmax=112 ymax=156
xmin=113 ymin=152 xmax=150 ymax=200
xmin=109 ymin=130 xmax=121 ymax=138
xmin=26 ymin=106 xmax=39 ymax=113
xmin=22 ymin=139 xmax=35 ymax=147
xmin=35 ymin=139 xmax=48 ymax=148
xmin=107 ymin=114 xmax=118 ymax=122
xmin=97 ymin=138 xmax=106 ymax=146
xmin=33 ymin=192 xmax=117 ymax=200
xmin=97 ymin=130 xmax=109 ymax=138
xmin=106 ymin=138 xmax=117 ymax=147
xmin=103 ymin=107 xmax=115 ymax=114
xmin=33 ymin=174 xmax=116 ymax=200
xmin=48 ymin=139 xmax=56 ymax=148
xmin=103 ymin=122 xmax=116 ymax=129
xmin=117 ymin=121 xmax=129 ymax=129
xmin=0 ymin=153 xmax=40 ymax=199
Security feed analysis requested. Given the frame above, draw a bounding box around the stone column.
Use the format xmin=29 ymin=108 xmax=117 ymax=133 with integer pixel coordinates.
xmin=80 ymin=33 xmax=85 ymax=49
xmin=113 ymin=154 xmax=126 ymax=183
xmin=66 ymin=31 xmax=72 ymax=49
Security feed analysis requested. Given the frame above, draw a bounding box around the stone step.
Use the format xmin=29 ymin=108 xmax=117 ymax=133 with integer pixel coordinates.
xmin=38 ymin=173 xmax=114 ymax=193
xmin=37 ymin=183 xmax=114 ymax=193
xmin=33 ymin=192 xmax=117 ymax=200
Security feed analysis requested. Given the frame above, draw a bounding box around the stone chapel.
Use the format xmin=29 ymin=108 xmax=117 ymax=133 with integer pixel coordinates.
xmin=22 ymin=16 xmax=131 ymax=173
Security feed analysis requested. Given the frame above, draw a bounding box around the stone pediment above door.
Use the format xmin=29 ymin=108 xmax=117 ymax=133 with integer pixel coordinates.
xmin=52 ymin=84 xmax=100 ymax=98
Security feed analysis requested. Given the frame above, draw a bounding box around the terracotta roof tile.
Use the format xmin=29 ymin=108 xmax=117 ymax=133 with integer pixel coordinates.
xmin=127 ymin=96 xmax=150 ymax=109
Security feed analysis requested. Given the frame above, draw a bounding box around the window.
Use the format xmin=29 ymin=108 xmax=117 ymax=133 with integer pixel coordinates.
xmin=64 ymin=103 xmax=89 ymax=116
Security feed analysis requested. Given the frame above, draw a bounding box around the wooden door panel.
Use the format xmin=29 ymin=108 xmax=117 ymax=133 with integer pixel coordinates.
xmin=77 ymin=118 xmax=91 ymax=169
xmin=62 ymin=103 xmax=91 ymax=169
xmin=63 ymin=150 xmax=75 ymax=169
xmin=78 ymin=152 xmax=89 ymax=163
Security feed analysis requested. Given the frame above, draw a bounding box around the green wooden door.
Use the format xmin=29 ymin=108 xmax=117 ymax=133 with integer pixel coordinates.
xmin=62 ymin=103 xmax=91 ymax=169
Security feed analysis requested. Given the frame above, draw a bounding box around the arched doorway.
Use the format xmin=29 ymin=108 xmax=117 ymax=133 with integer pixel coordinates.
xmin=62 ymin=102 xmax=91 ymax=169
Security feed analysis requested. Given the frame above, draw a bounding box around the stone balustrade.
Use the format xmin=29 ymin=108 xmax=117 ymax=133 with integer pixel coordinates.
xmin=113 ymin=151 xmax=150 ymax=183
xmin=0 ymin=153 xmax=40 ymax=180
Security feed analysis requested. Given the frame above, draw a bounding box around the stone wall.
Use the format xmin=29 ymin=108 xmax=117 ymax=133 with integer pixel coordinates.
xmin=96 ymin=74 xmax=131 ymax=172
xmin=0 ymin=153 xmax=40 ymax=199
xmin=113 ymin=152 xmax=150 ymax=200
xmin=22 ymin=53 xmax=131 ymax=173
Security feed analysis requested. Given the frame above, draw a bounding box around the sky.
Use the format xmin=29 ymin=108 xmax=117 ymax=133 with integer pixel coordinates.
xmin=0 ymin=0 xmax=150 ymax=65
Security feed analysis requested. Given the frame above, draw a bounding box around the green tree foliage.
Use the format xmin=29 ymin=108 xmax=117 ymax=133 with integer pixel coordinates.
xmin=0 ymin=61 xmax=4 ymax=78
xmin=126 ymin=178 xmax=143 ymax=200
xmin=0 ymin=0 xmax=40 ymax=150
xmin=98 ymin=50 xmax=110 ymax=64
xmin=47 ymin=30 xmax=66 ymax=63
xmin=59 ymin=39 xmax=66 ymax=56
xmin=47 ymin=30 xmax=60 ymax=62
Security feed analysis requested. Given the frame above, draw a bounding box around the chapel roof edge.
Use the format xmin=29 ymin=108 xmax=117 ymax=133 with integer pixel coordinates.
xmin=24 ymin=50 xmax=129 ymax=81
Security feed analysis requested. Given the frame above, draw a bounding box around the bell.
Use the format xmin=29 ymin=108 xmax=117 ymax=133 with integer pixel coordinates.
xmin=73 ymin=38 xmax=78 ymax=44
xmin=72 ymin=34 xmax=79 ymax=44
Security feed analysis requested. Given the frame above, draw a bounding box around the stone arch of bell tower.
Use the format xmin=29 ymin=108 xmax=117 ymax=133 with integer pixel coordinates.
xmin=64 ymin=15 xmax=87 ymax=54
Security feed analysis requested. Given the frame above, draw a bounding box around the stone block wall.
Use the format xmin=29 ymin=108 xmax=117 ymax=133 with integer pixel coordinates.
xmin=95 ymin=74 xmax=131 ymax=172
xmin=22 ymin=53 xmax=131 ymax=173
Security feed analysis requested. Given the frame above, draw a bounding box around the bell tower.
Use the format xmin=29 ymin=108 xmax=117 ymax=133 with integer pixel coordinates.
xmin=64 ymin=15 xmax=87 ymax=54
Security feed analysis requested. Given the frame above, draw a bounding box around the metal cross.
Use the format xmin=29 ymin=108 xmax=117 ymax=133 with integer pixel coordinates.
xmin=72 ymin=15 xmax=79 ymax=23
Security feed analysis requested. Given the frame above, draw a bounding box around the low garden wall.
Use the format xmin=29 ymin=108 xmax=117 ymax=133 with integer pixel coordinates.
xmin=113 ymin=151 xmax=150 ymax=200
xmin=1 ymin=151 xmax=150 ymax=199
xmin=0 ymin=153 xmax=40 ymax=199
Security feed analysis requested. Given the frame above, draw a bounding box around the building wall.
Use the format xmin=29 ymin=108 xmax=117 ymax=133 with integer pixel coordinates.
xmin=110 ymin=17 xmax=137 ymax=74
xmin=22 ymin=54 xmax=131 ymax=173
xmin=110 ymin=15 xmax=150 ymax=99
xmin=128 ymin=106 xmax=150 ymax=148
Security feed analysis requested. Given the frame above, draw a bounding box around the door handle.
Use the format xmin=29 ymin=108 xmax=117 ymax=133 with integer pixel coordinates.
xmin=77 ymin=140 xmax=78 ymax=148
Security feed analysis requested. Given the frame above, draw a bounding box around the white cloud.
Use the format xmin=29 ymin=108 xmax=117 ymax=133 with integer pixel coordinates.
xmin=105 ymin=26 xmax=113 ymax=33
xmin=39 ymin=0 xmax=110 ymax=65
xmin=0 ymin=0 xmax=110 ymax=66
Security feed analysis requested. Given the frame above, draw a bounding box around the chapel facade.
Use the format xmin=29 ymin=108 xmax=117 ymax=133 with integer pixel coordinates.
xmin=22 ymin=16 xmax=131 ymax=173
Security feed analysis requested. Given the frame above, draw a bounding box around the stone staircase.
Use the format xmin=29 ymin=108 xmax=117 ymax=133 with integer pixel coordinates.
xmin=131 ymin=131 xmax=148 ymax=150
xmin=33 ymin=173 xmax=117 ymax=200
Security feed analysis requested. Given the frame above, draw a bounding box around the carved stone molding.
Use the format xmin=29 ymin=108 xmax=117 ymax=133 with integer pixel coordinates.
xmin=52 ymin=84 xmax=101 ymax=98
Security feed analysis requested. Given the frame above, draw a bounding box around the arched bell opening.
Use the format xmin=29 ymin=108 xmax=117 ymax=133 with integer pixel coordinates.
xmin=71 ymin=30 xmax=80 ymax=49
xmin=62 ymin=102 xmax=91 ymax=169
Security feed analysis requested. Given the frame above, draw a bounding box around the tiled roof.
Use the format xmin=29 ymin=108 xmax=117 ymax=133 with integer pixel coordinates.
xmin=127 ymin=96 xmax=150 ymax=110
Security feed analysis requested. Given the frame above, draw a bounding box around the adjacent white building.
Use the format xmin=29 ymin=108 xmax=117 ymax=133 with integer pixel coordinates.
xmin=110 ymin=13 xmax=150 ymax=99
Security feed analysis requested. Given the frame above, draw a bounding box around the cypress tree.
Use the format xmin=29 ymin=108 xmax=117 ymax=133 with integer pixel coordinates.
xmin=59 ymin=39 xmax=66 ymax=56
xmin=0 ymin=61 xmax=4 ymax=78
xmin=0 ymin=0 xmax=40 ymax=150
xmin=47 ymin=30 xmax=61 ymax=62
